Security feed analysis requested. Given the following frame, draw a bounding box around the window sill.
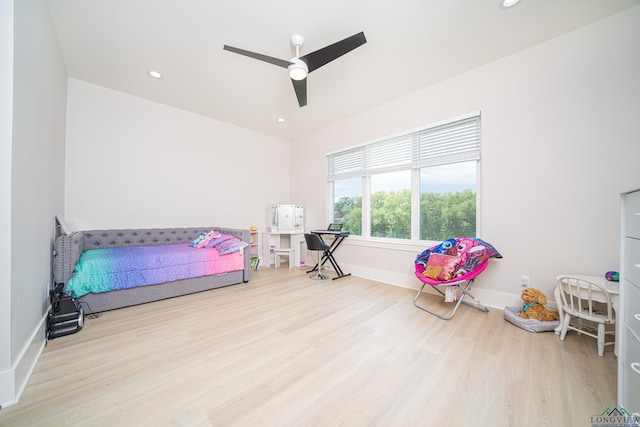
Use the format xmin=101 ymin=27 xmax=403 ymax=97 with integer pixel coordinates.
xmin=340 ymin=236 xmax=436 ymax=253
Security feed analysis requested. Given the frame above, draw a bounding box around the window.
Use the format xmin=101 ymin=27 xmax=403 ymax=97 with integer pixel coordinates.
xmin=333 ymin=177 xmax=362 ymax=236
xmin=371 ymin=170 xmax=411 ymax=239
xmin=420 ymin=162 xmax=476 ymax=241
xmin=328 ymin=113 xmax=480 ymax=242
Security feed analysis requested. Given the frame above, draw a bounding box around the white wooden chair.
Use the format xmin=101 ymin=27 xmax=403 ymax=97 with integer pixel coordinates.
xmin=558 ymin=275 xmax=616 ymax=357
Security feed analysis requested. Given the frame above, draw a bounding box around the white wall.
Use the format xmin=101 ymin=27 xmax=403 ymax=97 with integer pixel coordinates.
xmin=0 ymin=0 xmax=15 ymax=405
xmin=1 ymin=0 xmax=67 ymax=407
xmin=291 ymin=6 xmax=640 ymax=307
xmin=65 ymin=79 xmax=291 ymax=231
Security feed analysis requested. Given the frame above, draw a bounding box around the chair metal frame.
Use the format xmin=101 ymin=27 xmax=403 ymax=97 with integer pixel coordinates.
xmin=413 ymin=260 xmax=489 ymax=320
xmin=557 ymin=275 xmax=616 ymax=357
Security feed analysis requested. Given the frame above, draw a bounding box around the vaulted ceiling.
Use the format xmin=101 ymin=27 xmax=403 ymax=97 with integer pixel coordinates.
xmin=46 ymin=0 xmax=639 ymax=140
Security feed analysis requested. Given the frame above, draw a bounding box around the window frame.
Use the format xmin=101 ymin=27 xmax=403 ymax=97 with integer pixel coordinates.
xmin=327 ymin=112 xmax=481 ymax=246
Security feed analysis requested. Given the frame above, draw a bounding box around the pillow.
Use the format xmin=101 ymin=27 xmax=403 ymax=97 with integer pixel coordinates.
xmin=215 ymin=237 xmax=249 ymax=255
xmin=193 ymin=231 xmax=223 ymax=249
xmin=189 ymin=231 xmax=209 ymax=247
xmin=205 ymin=234 xmax=233 ymax=248
xmin=423 ymin=253 xmax=459 ymax=281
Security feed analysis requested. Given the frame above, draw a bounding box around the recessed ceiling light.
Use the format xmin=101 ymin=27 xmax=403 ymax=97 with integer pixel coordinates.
xmin=277 ymin=118 xmax=285 ymax=123
xmin=499 ymin=0 xmax=521 ymax=9
xmin=148 ymin=70 xmax=163 ymax=79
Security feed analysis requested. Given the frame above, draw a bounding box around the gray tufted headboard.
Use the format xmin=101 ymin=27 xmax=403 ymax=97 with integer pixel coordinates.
xmin=54 ymin=226 xmax=251 ymax=286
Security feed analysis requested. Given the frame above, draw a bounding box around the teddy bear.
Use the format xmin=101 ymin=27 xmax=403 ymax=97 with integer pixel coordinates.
xmin=519 ymin=287 xmax=559 ymax=322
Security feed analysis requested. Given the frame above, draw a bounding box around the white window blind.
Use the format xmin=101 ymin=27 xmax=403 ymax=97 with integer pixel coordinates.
xmin=369 ymin=135 xmax=413 ymax=172
xmin=416 ymin=116 xmax=480 ymax=167
xmin=328 ymin=147 xmax=364 ymax=179
xmin=328 ymin=114 xmax=480 ymax=181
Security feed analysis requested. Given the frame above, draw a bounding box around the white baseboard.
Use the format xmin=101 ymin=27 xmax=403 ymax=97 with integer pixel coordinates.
xmin=343 ymin=262 xmax=525 ymax=310
xmin=0 ymin=311 xmax=48 ymax=408
xmin=0 ymin=368 xmax=16 ymax=408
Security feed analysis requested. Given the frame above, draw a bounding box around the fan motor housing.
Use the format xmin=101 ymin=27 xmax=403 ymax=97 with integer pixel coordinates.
xmin=291 ymin=34 xmax=304 ymax=47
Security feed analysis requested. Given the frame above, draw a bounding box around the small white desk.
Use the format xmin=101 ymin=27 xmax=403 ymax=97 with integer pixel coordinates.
xmin=553 ymin=274 xmax=620 ymax=355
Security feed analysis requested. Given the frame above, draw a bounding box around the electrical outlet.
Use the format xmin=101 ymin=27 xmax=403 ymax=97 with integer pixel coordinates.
xmin=521 ymin=275 xmax=529 ymax=287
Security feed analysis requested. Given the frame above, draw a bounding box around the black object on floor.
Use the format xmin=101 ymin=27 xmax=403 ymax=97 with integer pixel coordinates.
xmin=47 ymin=284 xmax=84 ymax=339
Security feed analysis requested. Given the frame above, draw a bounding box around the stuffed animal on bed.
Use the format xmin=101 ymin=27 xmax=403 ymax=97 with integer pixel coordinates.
xmin=519 ymin=288 xmax=559 ymax=322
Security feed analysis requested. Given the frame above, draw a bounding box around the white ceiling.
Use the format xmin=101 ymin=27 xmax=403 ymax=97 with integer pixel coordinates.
xmin=46 ymin=0 xmax=639 ymax=141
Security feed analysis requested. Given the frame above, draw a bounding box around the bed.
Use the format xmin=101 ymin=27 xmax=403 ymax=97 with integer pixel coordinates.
xmin=53 ymin=226 xmax=251 ymax=314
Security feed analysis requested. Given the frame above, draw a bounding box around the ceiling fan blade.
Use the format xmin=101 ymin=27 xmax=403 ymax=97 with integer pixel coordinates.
xmin=300 ymin=32 xmax=366 ymax=73
xmin=223 ymin=45 xmax=292 ymax=68
xmin=291 ymin=78 xmax=307 ymax=107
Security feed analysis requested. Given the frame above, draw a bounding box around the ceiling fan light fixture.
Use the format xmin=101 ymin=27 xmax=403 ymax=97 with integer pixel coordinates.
xmin=289 ymin=67 xmax=307 ymax=80
xmin=499 ymin=0 xmax=521 ymax=9
xmin=288 ymin=59 xmax=308 ymax=81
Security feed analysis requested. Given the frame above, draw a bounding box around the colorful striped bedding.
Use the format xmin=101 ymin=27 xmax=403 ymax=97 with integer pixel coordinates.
xmin=65 ymin=243 xmax=244 ymax=298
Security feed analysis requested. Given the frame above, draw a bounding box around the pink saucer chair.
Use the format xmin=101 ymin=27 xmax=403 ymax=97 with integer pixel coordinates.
xmin=414 ymin=237 xmax=502 ymax=320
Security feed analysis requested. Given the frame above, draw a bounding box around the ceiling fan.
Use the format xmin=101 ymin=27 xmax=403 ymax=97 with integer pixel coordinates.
xmin=223 ymin=31 xmax=366 ymax=107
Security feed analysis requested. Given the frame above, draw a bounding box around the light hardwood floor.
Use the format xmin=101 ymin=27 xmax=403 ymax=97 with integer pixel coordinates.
xmin=0 ymin=266 xmax=618 ymax=427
